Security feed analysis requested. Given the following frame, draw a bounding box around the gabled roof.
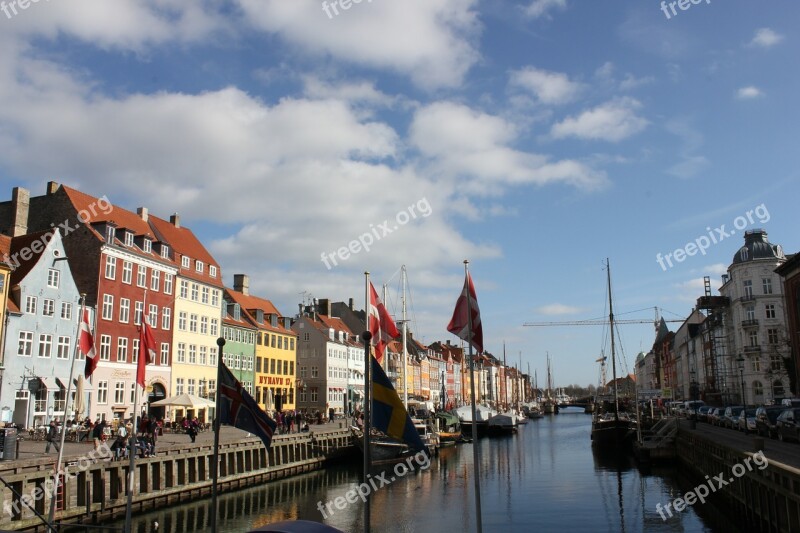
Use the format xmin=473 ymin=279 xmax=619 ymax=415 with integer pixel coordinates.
xmin=148 ymin=215 xmax=222 ymax=287
xmin=8 ymin=229 xmax=57 ymax=286
xmin=225 ymin=288 xmax=294 ymax=335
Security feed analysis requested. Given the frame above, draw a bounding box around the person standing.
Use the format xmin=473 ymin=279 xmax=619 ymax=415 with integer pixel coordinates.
xmin=45 ymin=419 xmax=61 ymax=453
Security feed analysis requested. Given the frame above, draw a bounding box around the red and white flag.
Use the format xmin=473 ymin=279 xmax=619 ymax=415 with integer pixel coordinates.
xmin=137 ymin=318 xmax=157 ymax=389
xmin=447 ymin=271 xmax=483 ymax=353
xmin=81 ymin=309 xmax=98 ymax=379
xmin=369 ymin=282 xmax=399 ymax=364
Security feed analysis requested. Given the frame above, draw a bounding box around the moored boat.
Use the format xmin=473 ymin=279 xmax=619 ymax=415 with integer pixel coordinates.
xmin=454 ymin=404 xmax=495 ymax=436
xmin=487 ymin=412 xmax=518 ymax=435
xmin=351 ymin=426 xmax=411 ymax=463
xmin=435 ymin=411 xmax=462 ymax=446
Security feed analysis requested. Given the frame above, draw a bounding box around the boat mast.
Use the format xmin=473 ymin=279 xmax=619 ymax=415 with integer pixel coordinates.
xmin=401 ymin=265 xmax=408 ymax=409
xmin=502 ymin=342 xmax=507 ymax=409
xmin=606 ymin=258 xmax=620 ymax=422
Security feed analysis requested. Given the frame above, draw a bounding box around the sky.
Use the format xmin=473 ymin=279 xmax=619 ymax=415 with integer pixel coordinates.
xmin=0 ymin=0 xmax=797 ymax=388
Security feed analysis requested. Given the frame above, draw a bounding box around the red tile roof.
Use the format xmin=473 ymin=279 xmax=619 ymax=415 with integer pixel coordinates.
xmin=7 ymin=229 xmax=56 ymax=286
xmin=148 ymin=215 xmax=222 ymax=287
xmin=225 ymin=288 xmax=294 ymax=335
xmin=0 ymin=234 xmax=11 ymax=260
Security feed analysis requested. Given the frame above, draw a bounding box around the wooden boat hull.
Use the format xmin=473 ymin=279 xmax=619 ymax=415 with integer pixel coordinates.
xmin=590 ymin=419 xmax=635 ymax=449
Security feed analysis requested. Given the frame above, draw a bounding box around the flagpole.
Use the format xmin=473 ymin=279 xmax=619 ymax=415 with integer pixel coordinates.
xmin=362 ymin=272 xmax=372 ymax=533
xmin=125 ymin=289 xmax=148 ymax=533
xmin=211 ymin=336 xmax=225 ymax=533
xmin=463 ymin=260 xmax=483 ymax=533
xmin=401 ymin=266 xmax=408 ymax=409
xmin=47 ymin=294 xmax=85 ymax=531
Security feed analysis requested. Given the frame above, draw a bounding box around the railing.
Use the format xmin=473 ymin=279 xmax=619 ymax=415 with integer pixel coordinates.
xmin=743 ymin=345 xmax=762 ymax=353
xmin=741 ymin=319 xmax=759 ymax=328
xmin=739 ymin=295 xmax=756 ymax=303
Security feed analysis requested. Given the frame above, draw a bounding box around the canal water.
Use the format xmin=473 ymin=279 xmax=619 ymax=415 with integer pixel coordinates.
xmin=97 ymin=412 xmax=741 ymax=533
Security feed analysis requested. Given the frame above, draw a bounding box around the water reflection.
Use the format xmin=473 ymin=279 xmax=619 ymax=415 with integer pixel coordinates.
xmin=92 ymin=415 xmax=734 ymax=533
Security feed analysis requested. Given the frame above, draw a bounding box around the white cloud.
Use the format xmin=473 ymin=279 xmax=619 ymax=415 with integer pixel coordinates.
xmin=509 ymin=67 xmax=583 ymax=105
xmin=236 ymin=0 xmax=482 ymax=90
xmin=525 ymin=0 xmax=567 ymax=19
xmin=749 ymin=28 xmax=784 ymax=48
xmin=410 ymin=102 xmax=608 ymax=193
xmin=736 ymin=86 xmax=764 ymax=100
xmin=534 ymin=303 xmax=586 ymax=316
xmin=667 ymin=156 xmax=710 ymax=180
xmin=550 ymin=98 xmax=648 ymax=142
xmin=619 ymin=73 xmax=655 ymax=91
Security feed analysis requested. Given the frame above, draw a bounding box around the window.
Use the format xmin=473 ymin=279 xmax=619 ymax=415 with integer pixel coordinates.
xmin=768 ymin=328 xmax=779 ymax=345
xmin=143 ymin=238 xmax=152 ymax=253
xmin=164 ymin=274 xmax=174 ymax=295
xmin=177 ymin=343 xmax=186 ymax=363
xmin=160 ymin=245 xmax=169 ymax=259
xmin=191 ymin=284 xmax=199 ymax=301
xmin=289 ymin=361 xmax=294 ymax=375
xmin=57 ymin=336 xmax=70 ymax=359
xmin=25 ymin=296 xmax=37 ymax=314
xmin=160 ymin=343 xmax=169 ymax=365
xmin=122 ymin=261 xmax=133 ymax=284
xmin=763 ymin=278 xmax=773 ymax=295
xmin=162 ymin=308 xmax=171 ymax=330
xmin=176 ymin=378 xmax=184 ymax=395
xmin=283 ymin=361 xmax=288 ymax=375
xmin=748 ymin=330 xmax=759 ymax=347
xmin=38 ymin=334 xmax=53 ymax=358
xmin=743 ymin=279 xmax=753 ymax=297
xmin=105 ymin=256 xmax=116 ymax=279
xmin=189 ymin=314 xmax=198 ymax=333
xmin=210 ymin=347 xmax=217 ymax=366
xmin=199 ymin=346 xmax=207 ymax=365
xmin=300 ymin=366 xmax=307 ymax=378
xmin=300 ymin=389 xmax=307 ymax=403
xmin=211 ymin=289 xmax=219 ymax=306
xmin=132 ymin=339 xmax=139 ymax=363
xmin=119 ymin=298 xmax=130 ymax=323
xmin=100 ymin=335 xmax=111 ymax=360
xmin=210 ymin=318 xmax=218 ymax=337
xmin=18 ymin=331 xmax=33 ymax=356
xmin=745 ymin=305 xmax=755 ymax=321
xmin=200 ymin=316 xmax=208 ymax=335
xmin=61 ymin=302 xmax=72 ymax=320
xmin=98 ymin=381 xmax=108 ymax=404
xmin=181 ymin=256 xmax=190 ymax=269
xmin=310 ymin=388 xmax=318 ymax=403
xmin=130 ymin=383 xmax=136 ymax=403
xmin=102 ymin=294 xmax=113 ymax=320
xmin=209 ymin=265 xmax=217 ymax=278
xmin=271 ymin=335 xmax=276 ymax=348
xmin=135 ymin=302 xmax=143 ymax=325
xmin=270 ymin=359 xmax=276 ymax=374
xmin=150 ymin=270 xmax=160 ymax=291
xmin=47 ymin=269 xmax=60 ymax=288
xmin=117 ymin=337 xmax=128 ymax=363
xmin=765 ymin=304 xmax=776 ymax=319
xmin=303 ymin=332 xmax=310 ymax=342
xmin=290 ymin=338 xmax=295 ymax=351
xmin=178 ymin=312 xmax=187 ymax=331
xmin=195 ymin=261 xmax=204 ymax=273
xmin=124 ymin=231 xmax=134 ymax=247
xmin=752 ymin=357 xmax=761 ymax=372
xmin=114 ymin=382 xmax=125 ymax=404
xmin=234 ymin=354 xmax=241 ymax=369
xmin=771 ymin=355 xmax=783 ymax=371
xmin=752 ymin=381 xmax=764 ymax=398
xmin=42 ymin=299 xmax=55 ymax=317
xmin=311 ymin=366 xmax=318 ymax=378
xmin=137 ymin=265 xmax=147 ymax=287
xmin=149 ymin=304 xmax=158 ymax=327
xmin=189 ymin=345 xmax=197 ymax=364
xmin=201 ymin=286 xmax=209 ymax=304
xmin=180 ymin=280 xmax=189 ymax=299
xmin=188 ymin=379 xmax=196 ymax=396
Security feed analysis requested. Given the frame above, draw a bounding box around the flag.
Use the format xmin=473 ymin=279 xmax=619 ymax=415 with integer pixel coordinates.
xmin=137 ymin=318 xmax=157 ymax=389
xmin=371 ymin=357 xmax=426 ymax=453
xmin=218 ymin=362 xmax=277 ymax=449
xmin=447 ymin=271 xmax=483 ymax=353
xmin=368 ymin=282 xmax=399 ymax=364
xmin=81 ymin=309 xmax=98 ymax=379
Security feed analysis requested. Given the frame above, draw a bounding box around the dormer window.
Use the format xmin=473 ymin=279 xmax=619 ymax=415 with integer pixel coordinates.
xmin=209 ymin=265 xmax=217 ymax=278
xmin=124 ymin=231 xmax=134 ymax=247
xmin=105 ymin=226 xmax=116 ymax=244
xmin=142 ymin=238 xmax=152 ymax=253
xmin=160 ymin=244 xmax=169 ymax=259
xmin=195 ymin=260 xmax=204 ymax=273
xmin=182 ymin=256 xmax=190 ymax=269
xmin=233 ymin=304 xmax=241 ymax=321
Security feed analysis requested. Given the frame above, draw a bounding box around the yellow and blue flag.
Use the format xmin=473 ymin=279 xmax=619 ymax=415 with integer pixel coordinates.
xmin=371 ymin=357 xmax=426 ymax=453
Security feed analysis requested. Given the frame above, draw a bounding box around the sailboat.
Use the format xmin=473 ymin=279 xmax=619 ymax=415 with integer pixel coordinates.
xmin=543 ymin=354 xmax=559 ymax=414
xmin=590 ymin=259 xmax=636 ymax=449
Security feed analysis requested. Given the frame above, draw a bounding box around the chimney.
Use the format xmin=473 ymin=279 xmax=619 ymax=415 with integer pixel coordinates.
xmin=46 ymin=181 xmax=59 ymax=195
xmin=170 ymin=213 xmax=180 ymax=228
xmin=137 ymin=207 xmax=148 ymax=222
xmin=233 ymin=274 xmax=249 ymax=295
xmin=298 ymin=303 xmax=303 ymax=317
xmin=349 ymin=298 xmax=354 ymax=310
xmin=317 ymin=298 xmax=330 ymax=317
xmin=11 ymin=187 xmax=30 ymax=237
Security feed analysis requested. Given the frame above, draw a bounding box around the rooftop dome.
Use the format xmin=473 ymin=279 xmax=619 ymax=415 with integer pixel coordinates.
xmin=732 ymin=229 xmax=785 ymax=265
xmin=635 ymin=352 xmax=646 ymax=364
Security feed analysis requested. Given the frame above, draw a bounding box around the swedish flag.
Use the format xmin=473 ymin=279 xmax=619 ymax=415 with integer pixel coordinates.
xmin=371 ymin=357 xmax=426 ymax=453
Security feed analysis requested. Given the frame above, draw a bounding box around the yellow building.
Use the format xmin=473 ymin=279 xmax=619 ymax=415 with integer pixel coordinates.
xmin=225 ymin=274 xmax=297 ymax=413
xmin=149 ymin=215 xmax=224 ymax=423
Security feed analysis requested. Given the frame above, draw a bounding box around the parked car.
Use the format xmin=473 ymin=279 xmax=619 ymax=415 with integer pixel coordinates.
xmin=737 ymin=408 xmax=757 ymax=433
xmin=776 ymin=408 xmax=800 ymax=442
xmin=755 ymin=406 xmax=785 ymax=438
xmin=697 ymin=406 xmax=711 ymax=423
xmin=781 ymin=399 xmax=800 ymax=408
xmin=708 ymin=407 xmax=723 ymax=426
xmin=722 ymin=406 xmax=744 ymax=429
xmin=686 ymin=401 xmax=705 ymax=420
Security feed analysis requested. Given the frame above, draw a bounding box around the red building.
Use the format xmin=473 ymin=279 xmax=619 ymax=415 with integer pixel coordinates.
xmin=776 ymin=253 xmax=800 ymax=396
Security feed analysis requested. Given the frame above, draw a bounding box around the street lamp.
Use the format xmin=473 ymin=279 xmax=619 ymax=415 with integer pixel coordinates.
xmin=737 ymin=356 xmax=746 ymax=410
xmin=689 ymin=369 xmax=698 ymax=401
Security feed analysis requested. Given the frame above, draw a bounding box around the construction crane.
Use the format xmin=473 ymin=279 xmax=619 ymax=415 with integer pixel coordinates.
xmin=523 ymin=306 xmax=684 ymax=331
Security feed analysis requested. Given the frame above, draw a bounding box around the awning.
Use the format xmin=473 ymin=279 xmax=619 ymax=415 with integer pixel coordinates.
xmin=55 ymin=377 xmax=66 ymax=389
xmin=353 ymin=390 xmax=364 ymax=398
xmin=38 ymin=377 xmax=59 ymax=390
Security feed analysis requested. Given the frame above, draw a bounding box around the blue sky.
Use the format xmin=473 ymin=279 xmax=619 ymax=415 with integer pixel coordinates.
xmin=0 ymin=0 xmax=797 ymax=386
